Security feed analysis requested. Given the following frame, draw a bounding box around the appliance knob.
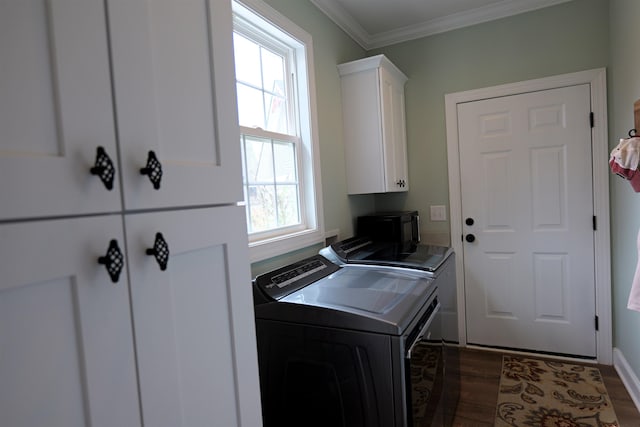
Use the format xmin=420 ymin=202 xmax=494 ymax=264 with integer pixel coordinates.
xmin=465 ymin=234 xmax=476 ymax=243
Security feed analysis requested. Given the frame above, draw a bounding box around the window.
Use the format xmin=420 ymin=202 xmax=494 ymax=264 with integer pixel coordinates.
xmin=232 ymin=0 xmax=324 ymax=262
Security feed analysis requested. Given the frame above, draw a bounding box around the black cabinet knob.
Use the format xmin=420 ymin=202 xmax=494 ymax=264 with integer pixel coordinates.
xmin=90 ymin=146 xmax=116 ymax=190
xmin=98 ymin=239 xmax=124 ymax=283
xmin=146 ymin=232 xmax=169 ymax=271
xmin=465 ymin=234 xmax=476 ymax=243
xmin=140 ymin=151 xmax=163 ymax=190
xmin=465 ymin=217 xmax=474 ymax=226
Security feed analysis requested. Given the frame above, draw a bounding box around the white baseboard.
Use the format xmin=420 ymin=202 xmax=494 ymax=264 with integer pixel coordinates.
xmin=613 ymin=347 xmax=640 ymax=413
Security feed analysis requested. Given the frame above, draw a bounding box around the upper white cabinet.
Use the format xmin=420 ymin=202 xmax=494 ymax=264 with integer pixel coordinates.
xmin=0 ymin=0 xmax=121 ymax=221
xmin=338 ymin=54 xmax=409 ymax=194
xmin=0 ymin=1 xmax=262 ymax=426
xmin=108 ymin=0 xmax=243 ymax=210
xmin=0 ymin=0 xmax=244 ymax=221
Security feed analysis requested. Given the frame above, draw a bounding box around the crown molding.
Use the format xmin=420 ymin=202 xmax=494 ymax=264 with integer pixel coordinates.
xmin=311 ymin=0 xmax=573 ymax=50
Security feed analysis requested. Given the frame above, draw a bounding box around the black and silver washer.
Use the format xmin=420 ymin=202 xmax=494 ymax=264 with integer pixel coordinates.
xmin=253 ymin=255 xmax=442 ymax=427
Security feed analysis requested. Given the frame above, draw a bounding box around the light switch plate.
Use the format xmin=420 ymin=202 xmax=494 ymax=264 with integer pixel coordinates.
xmin=430 ymin=205 xmax=447 ymax=221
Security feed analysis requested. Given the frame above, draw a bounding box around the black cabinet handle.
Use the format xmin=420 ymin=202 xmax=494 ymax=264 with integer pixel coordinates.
xmin=146 ymin=232 xmax=169 ymax=271
xmin=465 ymin=217 xmax=475 ymax=226
xmin=465 ymin=234 xmax=476 ymax=243
xmin=98 ymin=239 xmax=124 ymax=283
xmin=396 ymin=179 xmax=407 ymax=188
xmin=140 ymin=151 xmax=163 ymax=190
xmin=90 ymin=146 xmax=116 ymax=190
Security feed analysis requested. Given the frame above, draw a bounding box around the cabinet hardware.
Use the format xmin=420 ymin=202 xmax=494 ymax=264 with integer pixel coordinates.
xmin=140 ymin=151 xmax=163 ymax=190
xmin=98 ymin=239 xmax=124 ymax=283
xmin=90 ymin=146 xmax=116 ymax=190
xmin=146 ymin=232 xmax=169 ymax=271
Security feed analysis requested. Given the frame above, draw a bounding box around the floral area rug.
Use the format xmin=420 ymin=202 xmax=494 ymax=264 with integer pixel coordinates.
xmin=495 ymin=356 xmax=619 ymax=427
xmin=410 ymin=341 xmax=443 ymax=426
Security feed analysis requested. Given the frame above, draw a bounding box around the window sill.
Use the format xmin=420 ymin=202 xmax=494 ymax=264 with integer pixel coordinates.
xmin=248 ymin=227 xmax=324 ymax=262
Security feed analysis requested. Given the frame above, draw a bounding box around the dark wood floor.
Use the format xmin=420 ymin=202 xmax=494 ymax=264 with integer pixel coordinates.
xmin=451 ymin=348 xmax=640 ymax=426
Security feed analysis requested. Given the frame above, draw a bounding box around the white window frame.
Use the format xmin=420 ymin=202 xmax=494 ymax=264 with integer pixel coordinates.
xmin=232 ymin=0 xmax=324 ymax=262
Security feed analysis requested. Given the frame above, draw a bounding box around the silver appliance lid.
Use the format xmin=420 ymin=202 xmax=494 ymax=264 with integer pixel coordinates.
xmin=279 ymin=264 xmax=435 ymax=333
xmin=321 ymin=238 xmax=453 ymax=273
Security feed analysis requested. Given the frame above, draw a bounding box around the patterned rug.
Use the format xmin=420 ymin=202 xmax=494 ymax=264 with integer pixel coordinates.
xmin=410 ymin=341 xmax=443 ymax=426
xmin=495 ymin=356 xmax=620 ymax=427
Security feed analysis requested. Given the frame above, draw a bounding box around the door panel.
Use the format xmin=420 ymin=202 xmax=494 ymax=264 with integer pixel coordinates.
xmin=458 ymin=84 xmax=596 ymax=357
xmin=0 ymin=217 xmax=140 ymax=427
xmin=108 ymin=0 xmax=243 ymax=210
xmin=0 ymin=0 xmax=121 ymax=220
xmin=126 ymin=206 xmax=261 ymax=427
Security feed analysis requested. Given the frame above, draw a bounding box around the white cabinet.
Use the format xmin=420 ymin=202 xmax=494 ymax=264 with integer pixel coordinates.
xmin=0 ymin=0 xmax=121 ymax=221
xmin=0 ymin=1 xmax=262 ymax=426
xmin=338 ymin=54 xmax=409 ymax=194
xmin=125 ymin=206 xmax=260 ymax=427
xmin=0 ymin=217 xmax=140 ymax=427
xmin=108 ymin=0 xmax=243 ymax=210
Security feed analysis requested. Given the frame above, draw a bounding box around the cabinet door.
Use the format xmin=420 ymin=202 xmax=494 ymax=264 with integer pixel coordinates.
xmin=108 ymin=0 xmax=243 ymax=210
xmin=125 ymin=206 xmax=262 ymax=427
xmin=0 ymin=0 xmax=122 ymax=221
xmin=0 ymin=217 xmax=140 ymax=427
xmin=379 ymin=67 xmax=409 ymax=192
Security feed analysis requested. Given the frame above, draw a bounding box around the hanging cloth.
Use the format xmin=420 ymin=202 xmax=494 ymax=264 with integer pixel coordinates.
xmin=610 ymin=137 xmax=640 ymax=191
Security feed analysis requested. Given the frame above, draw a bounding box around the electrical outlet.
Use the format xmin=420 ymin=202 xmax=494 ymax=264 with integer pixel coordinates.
xmin=430 ymin=205 xmax=447 ymax=221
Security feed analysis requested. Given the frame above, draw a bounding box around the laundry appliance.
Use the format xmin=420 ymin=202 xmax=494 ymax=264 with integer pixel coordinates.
xmin=320 ymin=237 xmax=460 ymax=425
xmin=253 ymin=254 xmax=443 ymax=427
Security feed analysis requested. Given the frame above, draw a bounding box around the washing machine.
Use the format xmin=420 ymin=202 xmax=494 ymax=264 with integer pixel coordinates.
xmin=320 ymin=237 xmax=460 ymax=425
xmin=253 ymin=254 xmax=443 ymax=427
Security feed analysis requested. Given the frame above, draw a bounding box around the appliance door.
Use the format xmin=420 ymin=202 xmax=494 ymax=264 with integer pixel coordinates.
xmin=255 ymin=320 xmax=396 ymax=427
xmin=405 ymin=297 xmax=443 ymax=427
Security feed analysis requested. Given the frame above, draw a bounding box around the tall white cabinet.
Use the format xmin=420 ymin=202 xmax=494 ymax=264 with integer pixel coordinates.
xmin=0 ymin=1 xmax=262 ymax=427
xmin=338 ymin=54 xmax=409 ymax=195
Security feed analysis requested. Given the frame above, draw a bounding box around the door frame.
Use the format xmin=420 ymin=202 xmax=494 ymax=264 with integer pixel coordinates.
xmin=444 ymin=68 xmax=611 ymax=364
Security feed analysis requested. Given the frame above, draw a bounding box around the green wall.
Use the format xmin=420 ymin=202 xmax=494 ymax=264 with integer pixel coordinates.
xmin=371 ymin=0 xmax=609 ymax=242
xmin=609 ymin=0 xmax=640 ymax=383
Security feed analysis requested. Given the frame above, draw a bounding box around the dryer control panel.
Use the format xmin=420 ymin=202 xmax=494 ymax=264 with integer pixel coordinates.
xmin=253 ymin=255 xmax=340 ymax=302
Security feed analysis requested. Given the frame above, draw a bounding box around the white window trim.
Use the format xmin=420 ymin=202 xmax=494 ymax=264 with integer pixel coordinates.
xmin=233 ymin=0 xmax=324 ymax=263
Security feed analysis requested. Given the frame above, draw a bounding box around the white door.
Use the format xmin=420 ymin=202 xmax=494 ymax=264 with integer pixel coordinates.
xmin=0 ymin=216 xmax=140 ymax=427
xmin=108 ymin=0 xmax=244 ymax=211
xmin=125 ymin=206 xmax=262 ymax=427
xmin=0 ymin=0 xmax=121 ymax=221
xmin=458 ymin=84 xmax=596 ymax=357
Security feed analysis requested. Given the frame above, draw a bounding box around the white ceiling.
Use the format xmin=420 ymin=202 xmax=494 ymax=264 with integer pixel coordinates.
xmin=309 ymin=0 xmax=573 ymax=49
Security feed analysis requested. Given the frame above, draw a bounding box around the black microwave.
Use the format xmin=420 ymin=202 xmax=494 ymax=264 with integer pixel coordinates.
xmin=357 ymin=211 xmax=420 ymax=246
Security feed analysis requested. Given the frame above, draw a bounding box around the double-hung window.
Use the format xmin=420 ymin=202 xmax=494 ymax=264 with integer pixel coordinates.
xmin=232 ymin=0 xmax=324 ymax=262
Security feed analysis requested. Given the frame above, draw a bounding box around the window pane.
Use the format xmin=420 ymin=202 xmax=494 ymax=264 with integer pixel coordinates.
xmin=276 ymin=184 xmax=300 ymax=226
xmin=261 ymin=48 xmax=285 ymax=95
xmin=264 ymin=92 xmax=288 ymax=134
xmin=244 ymin=136 xmax=274 ymax=183
xmin=273 ymin=141 xmax=296 ymax=183
xmin=233 ymin=33 xmax=262 ymax=88
xmin=248 ymin=184 xmax=277 ymax=232
xmin=236 ymin=83 xmax=265 ymax=129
